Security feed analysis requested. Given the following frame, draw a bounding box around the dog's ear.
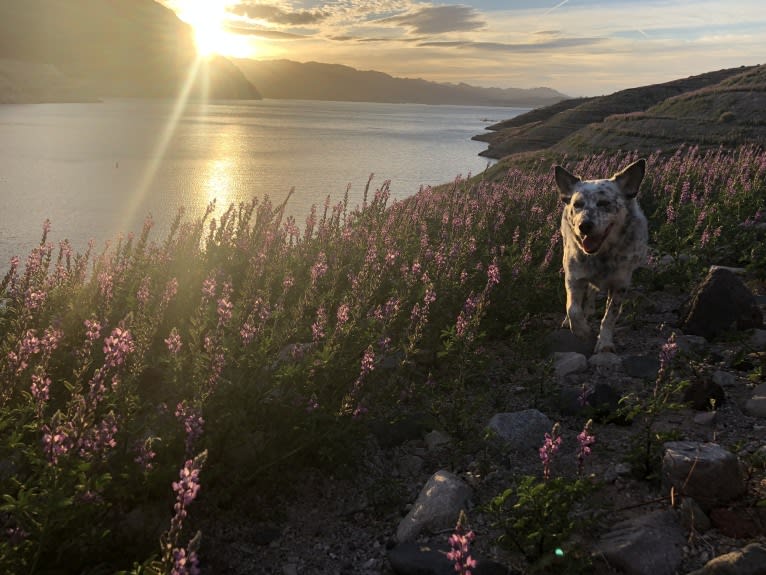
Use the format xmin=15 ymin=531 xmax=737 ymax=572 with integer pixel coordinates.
xmin=613 ymin=159 xmax=646 ymax=198
xmin=554 ymin=165 xmax=580 ymax=204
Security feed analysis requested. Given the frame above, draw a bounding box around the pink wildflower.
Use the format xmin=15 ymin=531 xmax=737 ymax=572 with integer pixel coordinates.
xmin=447 ymin=519 xmax=477 ymax=575
xmin=577 ymin=419 xmax=596 ymax=475
xmin=539 ymin=423 xmax=562 ymax=480
xmin=165 ymin=328 xmax=183 ymax=355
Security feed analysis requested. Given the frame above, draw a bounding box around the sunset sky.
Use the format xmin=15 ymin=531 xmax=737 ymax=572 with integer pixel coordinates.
xmin=161 ymin=0 xmax=765 ymax=97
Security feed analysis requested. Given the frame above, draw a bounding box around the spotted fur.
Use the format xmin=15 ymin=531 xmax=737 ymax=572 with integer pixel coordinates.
xmin=554 ymin=159 xmax=648 ymax=353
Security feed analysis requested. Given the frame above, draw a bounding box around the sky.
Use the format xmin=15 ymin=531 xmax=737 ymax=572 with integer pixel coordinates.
xmin=161 ymin=0 xmax=766 ymax=97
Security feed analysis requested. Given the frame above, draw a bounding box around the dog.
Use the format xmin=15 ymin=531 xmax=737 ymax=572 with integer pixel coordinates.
xmin=554 ymin=158 xmax=648 ymax=354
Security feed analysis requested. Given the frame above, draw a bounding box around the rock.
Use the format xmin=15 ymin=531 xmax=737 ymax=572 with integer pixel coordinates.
xmin=398 ymin=454 xmax=425 ymax=477
xmin=708 ymin=265 xmax=747 ymax=275
xmin=680 ymin=267 xmax=763 ymax=340
xmin=693 ymin=411 xmax=717 ymax=426
xmin=622 ymin=354 xmax=660 ymax=379
xmin=709 ymin=507 xmax=763 ymax=539
xmin=595 ymin=510 xmax=685 ymax=575
xmin=588 ymin=352 xmax=622 ymax=371
xmin=687 ymin=543 xmax=766 ymax=575
xmin=589 ymin=383 xmax=620 ymax=413
xmin=682 ymin=378 xmax=725 ymax=411
xmin=711 ymin=370 xmax=737 ymax=388
xmin=679 ymin=498 xmax=711 ymax=532
xmin=745 ymin=383 xmax=766 ymax=418
xmin=369 ymin=416 xmax=431 ymax=448
xmin=388 ymin=541 xmax=514 ymax=575
xmin=544 ymin=328 xmax=595 ymax=356
xmin=675 ymin=334 xmax=708 ymax=355
xmin=486 ymin=409 xmax=553 ymax=452
xmin=425 ymin=430 xmax=451 ymax=451
xmin=560 ymin=383 xmax=623 ymax=422
xmin=554 ymin=352 xmax=588 ymax=378
xmin=750 ymin=329 xmax=766 ymax=351
xmin=662 ymin=442 xmax=746 ymax=511
xmin=395 ymin=470 xmax=472 ymax=542
xmin=745 ymin=396 xmax=766 ymax=418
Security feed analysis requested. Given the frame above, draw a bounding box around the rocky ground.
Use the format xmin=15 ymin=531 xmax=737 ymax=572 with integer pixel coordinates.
xmin=198 ymin=268 xmax=766 ymax=575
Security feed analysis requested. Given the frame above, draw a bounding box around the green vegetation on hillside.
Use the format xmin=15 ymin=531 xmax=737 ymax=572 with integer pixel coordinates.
xmin=476 ymin=64 xmax=765 ymax=159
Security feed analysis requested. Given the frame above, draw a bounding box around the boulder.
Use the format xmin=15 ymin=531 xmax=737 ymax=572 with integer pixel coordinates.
xmin=686 ymin=543 xmax=766 ymax=575
xmin=588 ymin=352 xmax=622 ymax=371
xmin=396 ymin=470 xmax=471 ymax=542
xmin=662 ymin=442 xmax=746 ymax=511
xmin=595 ymin=510 xmax=685 ymax=575
xmin=487 ymin=410 xmax=553 ymax=452
xmin=745 ymin=383 xmax=766 ymax=418
xmin=554 ymin=352 xmax=588 ymax=378
xmin=682 ymin=378 xmax=725 ymax=410
xmin=680 ymin=267 xmax=763 ymax=340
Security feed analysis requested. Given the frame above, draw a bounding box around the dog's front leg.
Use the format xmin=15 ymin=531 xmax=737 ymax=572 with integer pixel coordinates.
xmin=595 ymin=287 xmax=626 ymax=353
xmin=565 ymin=277 xmax=591 ymax=339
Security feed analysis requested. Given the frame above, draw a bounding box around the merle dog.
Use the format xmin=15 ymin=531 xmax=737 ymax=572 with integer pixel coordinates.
xmin=554 ymin=159 xmax=648 ymax=353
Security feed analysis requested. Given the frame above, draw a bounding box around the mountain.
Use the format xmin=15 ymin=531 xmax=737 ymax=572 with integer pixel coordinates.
xmin=474 ymin=64 xmax=766 ymax=159
xmin=234 ymin=59 xmax=568 ymax=107
xmin=0 ymin=0 xmax=260 ymax=103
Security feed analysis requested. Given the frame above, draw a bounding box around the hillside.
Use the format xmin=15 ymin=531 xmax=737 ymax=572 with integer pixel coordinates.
xmin=234 ymin=59 xmax=568 ymax=107
xmin=475 ymin=64 xmax=765 ymax=159
xmin=0 ymin=0 xmax=260 ymax=103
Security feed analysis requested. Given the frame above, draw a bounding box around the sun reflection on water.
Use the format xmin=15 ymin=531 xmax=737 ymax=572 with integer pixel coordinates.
xmin=203 ymin=158 xmax=234 ymax=210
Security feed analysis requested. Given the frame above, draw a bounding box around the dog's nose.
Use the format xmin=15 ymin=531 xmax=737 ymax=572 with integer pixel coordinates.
xmin=579 ymin=220 xmax=595 ymax=235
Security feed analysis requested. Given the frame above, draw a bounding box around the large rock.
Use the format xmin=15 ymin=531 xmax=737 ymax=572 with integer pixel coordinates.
xmin=680 ymin=267 xmax=763 ymax=340
xmin=745 ymin=383 xmax=766 ymax=418
xmin=686 ymin=543 xmax=766 ymax=575
xmin=682 ymin=378 xmax=726 ymax=410
xmin=396 ymin=470 xmax=472 ymax=542
xmin=595 ymin=510 xmax=685 ymax=575
xmin=553 ymin=352 xmax=588 ymax=378
xmin=486 ymin=410 xmax=553 ymax=452
xmin=662 ymin=442 xmax=746 ymax=511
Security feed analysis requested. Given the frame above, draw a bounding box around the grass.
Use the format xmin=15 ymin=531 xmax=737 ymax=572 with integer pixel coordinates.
xmin=0 ymin=143 xmax=765 ymax=573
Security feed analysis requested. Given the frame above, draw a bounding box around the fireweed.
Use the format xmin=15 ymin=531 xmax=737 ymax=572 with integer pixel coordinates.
xmin=0 ymin=145 xmax=763 ymax=571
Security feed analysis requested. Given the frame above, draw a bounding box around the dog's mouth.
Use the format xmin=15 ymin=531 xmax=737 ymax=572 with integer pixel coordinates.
xmin=581 ymin=224 xmax=613 ymax=254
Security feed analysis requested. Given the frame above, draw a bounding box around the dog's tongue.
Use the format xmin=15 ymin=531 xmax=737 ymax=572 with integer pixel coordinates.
xmin=582 ymin=235 xmax=601 ymax=253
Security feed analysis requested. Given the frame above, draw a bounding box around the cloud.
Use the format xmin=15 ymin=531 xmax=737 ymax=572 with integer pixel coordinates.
xmin=381 ymin=5 xmax=485 ymax=34
xmin=225 ymin=24 xmax=310 ymax=39
xmin=418 ymin=36 xmax=606 ymax=52
xmin=230 ymin=3 xmax=328 ymax=26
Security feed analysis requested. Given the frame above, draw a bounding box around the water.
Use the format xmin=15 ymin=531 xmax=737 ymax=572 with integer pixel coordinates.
xmin=0 ymin=98 xmax=526 ymax=265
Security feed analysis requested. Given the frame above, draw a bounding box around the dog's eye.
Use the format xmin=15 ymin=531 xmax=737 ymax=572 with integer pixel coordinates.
xmin=597 ymin=200 xmax=610 ymax=208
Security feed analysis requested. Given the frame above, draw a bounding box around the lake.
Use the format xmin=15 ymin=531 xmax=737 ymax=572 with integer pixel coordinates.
xmin=0 ymin=99 xmax=526 ymax=265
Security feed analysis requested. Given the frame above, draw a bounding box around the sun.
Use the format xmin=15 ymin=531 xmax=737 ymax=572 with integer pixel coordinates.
xmin=174 ymin=1 xmax=253 ymax=59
